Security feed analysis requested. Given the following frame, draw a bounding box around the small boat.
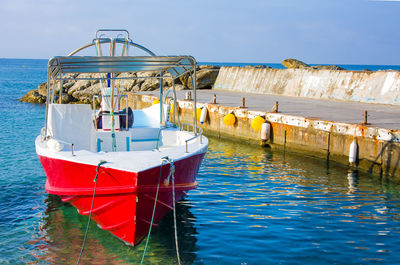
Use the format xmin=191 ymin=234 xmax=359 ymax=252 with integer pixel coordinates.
xmin=35 ymin=29 xmax=208 ymax=246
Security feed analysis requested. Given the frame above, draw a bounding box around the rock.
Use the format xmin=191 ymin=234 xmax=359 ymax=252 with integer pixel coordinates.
xmin=134 ymin=71 xmax=159 ymax=91
xmin=195 ymin=69 xmax=219 ymax=89
xmin=37 ymin=82 xmax=47 ymax=97
xmin=180 ymin=68 xmax=219 ymax=89
xmin=20 ymin=67 xmax=220 ymax=103
xmin=130 ymin=84 xmax=142 ymax=91
xmin=116 ymin=72 xmax=137 ymax=91
xmin=282 ymin=59 xmax=310 ymax=69
xmin=67 ymin=73 xmax=93 ymax=95
xmin=136 ymin=71 xmax=157 ymax=79
xmin=54 ymin=93 xmax=75 ymax=104
xmin=282 ymin=59 xmax=345 ymax=71
xmin=174 ymin=84 xmax=187 ymax=90
xmin=179 ymin=74 xmax=189 ymax=89
xmin=63 ymin=80 xmax=76 ymax=90
xmin=199 ymin=65 xmax=220 ymax=70
xmin=254 ymin=65 xmax=270 ymax=69
xmin=243 ymin=65 xmax=270 ymax=69
xmin=71 ymin=84 xmax=101 ymax=102
xmin=164 ymin=72 xmax=182 ymax=87
xmin=37 ymin=79 xmax=77 ymax=98
xmin=312 ymin=65 xmax=345 ymax=70
xmin=19 ymin=89 xmax=46 ymax=103
xmin=140 ymin=78 xmax=160 ymax=91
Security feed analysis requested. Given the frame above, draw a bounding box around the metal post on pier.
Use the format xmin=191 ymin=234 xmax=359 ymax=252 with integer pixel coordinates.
xmin=274 ymin=101 xmax=279 ymax=113
xmin=362 ymin=110 xmax=369 ymax=125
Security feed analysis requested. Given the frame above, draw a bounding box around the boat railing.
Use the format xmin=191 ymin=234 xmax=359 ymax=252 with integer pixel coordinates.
xmin=55 ymin=139 xmax=75 ymax=156
xmin=180 ymin=123 xmax=203 ymax=153
xmin=92 ymin=94 xmax=129 ymax=131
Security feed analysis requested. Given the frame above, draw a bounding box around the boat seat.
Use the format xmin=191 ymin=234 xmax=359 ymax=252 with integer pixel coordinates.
xmin=46 ymin=104 xmax=93 ymax=150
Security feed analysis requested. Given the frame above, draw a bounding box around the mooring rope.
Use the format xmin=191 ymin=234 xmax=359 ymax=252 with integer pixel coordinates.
xmin=170 ymin=159 xmax=182 ymax=265
xmin=140 ymin=158 xmax=165 ymax=265
xmin=140 ymin=157 xmax=181 ymax=265
xmin=76 ymin=160 xmax=107 ymax=265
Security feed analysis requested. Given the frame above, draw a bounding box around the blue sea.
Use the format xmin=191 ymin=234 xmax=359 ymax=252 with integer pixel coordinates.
xmin=2 ymin=58 xmax=400 ymax=264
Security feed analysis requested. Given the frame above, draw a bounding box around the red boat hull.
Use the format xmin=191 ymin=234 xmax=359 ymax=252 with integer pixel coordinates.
xmin=38 ymin=153 xmax=204 ymax=246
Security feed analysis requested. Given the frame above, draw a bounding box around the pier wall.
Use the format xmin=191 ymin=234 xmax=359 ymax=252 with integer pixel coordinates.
xmin=214 ymin=67 xmax=400 ymax=105
xmin=126 ymin=93 xmax=400 ymax=182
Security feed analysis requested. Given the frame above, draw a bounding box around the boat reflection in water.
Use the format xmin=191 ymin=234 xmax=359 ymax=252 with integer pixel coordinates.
xmin=35 ymin=194 xmax=198 ymax=264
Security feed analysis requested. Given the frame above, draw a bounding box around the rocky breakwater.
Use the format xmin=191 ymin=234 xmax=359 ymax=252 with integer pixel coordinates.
xmin=282 ymin=58 xmax=345 ymax=70
xmin=20 ymin=65 xmax=220 ymax=104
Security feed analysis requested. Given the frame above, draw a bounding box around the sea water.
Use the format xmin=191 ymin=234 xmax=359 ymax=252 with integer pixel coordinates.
xmin=1 ymin=59 xmax=400 ymax=264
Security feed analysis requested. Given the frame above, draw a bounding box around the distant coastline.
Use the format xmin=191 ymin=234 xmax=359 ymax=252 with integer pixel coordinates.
xmin=200 ymin=61 xmax=400 ymax=71
xmin=1 ymin=58 xmax=400 ymax=71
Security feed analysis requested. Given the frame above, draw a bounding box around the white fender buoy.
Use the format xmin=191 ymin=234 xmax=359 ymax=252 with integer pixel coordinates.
xmin=261 ymin=122 xmax=271 ymax=141
xmin=47 ymin=138 xmax=64 ymax=152
xmin=200 ymin=107 xmax=208 ymax=124
xmin=349 ymin=139 xmax=357 ymax=164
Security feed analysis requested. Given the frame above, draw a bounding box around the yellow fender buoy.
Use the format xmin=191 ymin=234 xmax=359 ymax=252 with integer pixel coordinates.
xmin=251 ymin=116 xmax=266 ymax=131
xmin=193 ymin=107 xmax=202 ymax=120
xmin=152 ymin=99 xmax=160 ymax=105
xmin=223 ymin=113 xmax=236 ymax=126
xmin=170 ymin=103 xmax=180 ymax=117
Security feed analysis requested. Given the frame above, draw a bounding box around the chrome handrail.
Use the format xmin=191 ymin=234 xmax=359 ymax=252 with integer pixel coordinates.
xmin=181 ymin=123 xmax=203 ymax=153
xmin=163 ymin=88 xmax=181 ymax=128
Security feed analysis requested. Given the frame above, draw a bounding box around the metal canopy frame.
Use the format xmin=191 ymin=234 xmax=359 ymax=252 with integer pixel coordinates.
xmin=48 ymin=56 xmax=196 ymax=80
xmin=44 ymin=29 xmax=199 ymax=141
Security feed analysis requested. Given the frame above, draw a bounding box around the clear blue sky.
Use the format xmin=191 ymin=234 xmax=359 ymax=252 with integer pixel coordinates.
xmin=1 ymin=0 xmax=399 ymax=65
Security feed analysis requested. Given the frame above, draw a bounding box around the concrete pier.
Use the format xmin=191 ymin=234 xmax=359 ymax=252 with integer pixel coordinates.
xmin=126 ymin=90 xmax=400 ymax=182
xmin=214 ymin=67 xmax=400 ymax=105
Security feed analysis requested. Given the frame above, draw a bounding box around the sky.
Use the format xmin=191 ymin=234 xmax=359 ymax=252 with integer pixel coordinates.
xmin=0 ymin=0 xmax=399 ymax=65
